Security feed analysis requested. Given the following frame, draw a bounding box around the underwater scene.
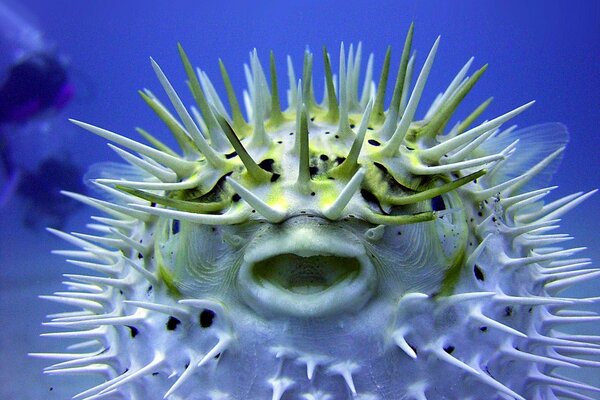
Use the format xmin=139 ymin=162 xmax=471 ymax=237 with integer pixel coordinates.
xmin=0 ymin=1 xmax=599 ymax=399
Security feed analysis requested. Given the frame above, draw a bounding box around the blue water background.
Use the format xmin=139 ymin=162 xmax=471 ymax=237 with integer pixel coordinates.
xmin=0 ymin=0 xmax=598 ymax=398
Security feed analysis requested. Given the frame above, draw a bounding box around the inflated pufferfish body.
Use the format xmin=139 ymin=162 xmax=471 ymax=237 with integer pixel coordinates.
xmin=36 ymin=25 xmax=600 ymax=400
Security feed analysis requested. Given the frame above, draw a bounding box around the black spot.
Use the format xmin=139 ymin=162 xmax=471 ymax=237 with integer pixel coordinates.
xmin=127 ymin=326 xmax=138 ymax=338
xmin=443 ymin=345 xmax=455 ymax=354
xmin=360 ymin=189 xmax=383 ymax=211
xmin=431 ymin=196 xmax=446 ymax=211
xmin=477 ymin=211 xmax=483 ymax=217
xmin=214 ymin=353 xmax=221 ymax=359
xmin=277 ymin=140 xmax=283 ymax=144
xmin=270 ymin=173 xmax=281 ymax=182
xmin=479 ymin=326 xmax=488 ymax=332
xmin=367 ymin=126 xmax=374 ymax=130
xmin=49 ymin=387 xmax=53 ymax=391
xmin=171 ymin=219 xmax=180 ymax=235
xmin=137 ymin=253 xmax=143 ymax=259
xmin=474 ymin=265 xmax=485 ymax=281
xmin=367 ymin=139 xmax=381 ymax=146
xmin=334 ymin=134 xmax=340 ymax=139
xmin=232 ymin=194 xmax=241 ymax=202
xmin=310 ymin=117 xmax=315 ymax=122
xmin=334 ymin=157 xmax=346 ymax=165
xmin=310 ymin=192 xmax=316 ymax=196
xmin=319 ymin=154 xmax=329 ymax=161
xmin=225 ymin=151 xmax=238 ymax=159
xmin=350 ymin=123 xmax=356 ymax=129
xmin=152 ymin=372 xmax=159 ymax=376
xmin=258 ymin=159 xmax=275 ymax=172
xmin=200 ymin=309 xmax=215 ymax=328
xmin=504 ymin=306 xmax=513 ymax=317
xmin=289 ymin=132 xmax=294 ymax=135
xmin=147 ymin=285 xmax=153 ymax=294
xmin=150 ymin=202 xmax=156 ymax=207
xmin=492 ymin=216 xmax=497 ymax=222
xmin=309 ymin=166 xmax=319 ymax=177
xmin=122 ymin=368 xmax=129 ymax=375
xmin=184 ymin=362 xmax=189 ymax=369
xmin=166 ymin=316 xmax=181 ymax=331
xmin=251 ymin=210 xmax=256 ymax=213
xmin=119 ymin=290 xmax=124 ymax=295
xmin=211 ymin=227 xmax=216 ymax=232
xmin=406 ymin=146 xmax=414 ymax=151
xmin=397 ymin=231 xmax=402 ymax=235
xmin=373 ymin=162 xmax=388 ymax=173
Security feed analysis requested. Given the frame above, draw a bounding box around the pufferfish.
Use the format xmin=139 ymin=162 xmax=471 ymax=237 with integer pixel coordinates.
xmin=34 ymin=24 xmax=600 ymax=400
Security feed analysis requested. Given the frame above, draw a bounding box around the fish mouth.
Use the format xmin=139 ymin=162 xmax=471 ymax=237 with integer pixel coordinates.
xmin=238 ymin=217 xmax=376 ymax=317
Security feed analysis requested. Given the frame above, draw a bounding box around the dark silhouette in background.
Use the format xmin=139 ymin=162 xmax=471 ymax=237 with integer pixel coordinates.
xmin=0 ymin=2 xmax=83 ymax=227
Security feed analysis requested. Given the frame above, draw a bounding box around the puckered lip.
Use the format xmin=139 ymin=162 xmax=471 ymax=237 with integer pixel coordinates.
xmin=238 ymin=218 xmax=376 ymax=317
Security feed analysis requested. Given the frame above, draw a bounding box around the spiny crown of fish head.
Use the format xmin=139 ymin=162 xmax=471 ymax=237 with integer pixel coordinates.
xmin=75 ymin=25 xmax=532 ymax=319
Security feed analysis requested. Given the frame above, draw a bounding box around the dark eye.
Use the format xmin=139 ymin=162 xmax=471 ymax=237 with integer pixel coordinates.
xmin=171 ymin=219 xmax=180 ymax=235
xmin=431 ymin=196 xmax=446 ymax=211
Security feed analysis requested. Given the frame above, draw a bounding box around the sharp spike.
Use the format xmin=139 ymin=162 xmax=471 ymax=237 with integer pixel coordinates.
xmin=213 ymin=112 xmax=271 ymax=182
xmin=115 ymin=185 xmax=228 ymax=214
xmin=379 ymin=23 xmax=414 ymax=139
xmin=327 ymin=361 xmax=359 ymax=395
xmin=331 ymin=99 xmax=374 ymax=177
xmin=269 ymin=51 xmax=284 ymax=125
xmin=391 ymin=329 xmax=417 ymax=359
xmin=470 ymin=310 xmax=528 ymax=337
xmin=323 ymin=168 xmax=366 ymax=220
xmin=124 ymin=300 xmax=189 ymax=319
xmin=197 ymin=334 xmax=231 ymax=367
xmin=408 ymin=152 xmax=504 ymax=175
xmin=363 ymin=209 xmax=436 ymax=226
xmin=64 ymin=259 xmax=118 ymax=276
xmin=322 ymin=47 xmax=339 ymax=122
xmin=430 ymin=346 xmax=480 ymax=376
xmin=61 ymin=191 xmax=152 ymax=222
xmin=286 ymin=55 xmax=297 ymax=109
xmin=420 ymin=64 xmax=488 ymax=138
xmin=108 ymin=144 xmax=177 ymax=183
xmin=389 ymin=169 xmax=486 ymax=205
xmin=296 ymin=105 xmax=311 ymax=191
xmin=177 ymin=44 xmax=228 ymax=150
xmin=457 ymin=97 xmax=494 ymax=134
xmin=97 ymin=354 xmax=164 ymax=396
xmin=269 ymin=377 xmax=295 ymax=400
xmin=523 ymin=189 xmax=597 ymax=224
xmin=424 ymin=57 xmax=474 ymax=122
xmin=379 ymin=36 xmax=441 ymax=157
xmin=163 ymin=356 xmax=199 ymax=398
xmin=420 ymin=101 xmax=535 ymax=162
xmin=128 ymin=203 xmax=251 ymax=225
xmin=399 ymin=54 xmax=415 ymax=114
xmin=95 ymin=176 xmax=200 ymax=191
xmin=219 ymin=59 xmax=248 ymax=132
xmin=503 ymin=147 xmax=565 ymax=196
xmin=226 ymin=177 xmax=286 ymax=223
xmin=150 ymin=58 xmax=226 ymax=168
xmin=338 ymin=43 xmax=351 ymax=135
xmin=138 ymin=90 xmax=198 ymax=156
xmin=359 ymin=53 xmax=374 ymax=108
xmin=70 ymin=119 xmax=196 ymax=176
xmin=442 ymin=126 xmax=497 ymax=164
xmin=39 ymin=295 xmax=104 ymax=313
xmin=370 ymin=46 xmax=392 ymax=125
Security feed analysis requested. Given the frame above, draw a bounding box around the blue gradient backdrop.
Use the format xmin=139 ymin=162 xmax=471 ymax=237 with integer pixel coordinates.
xmin=0 ymin=1 xmax=598 ymax=398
